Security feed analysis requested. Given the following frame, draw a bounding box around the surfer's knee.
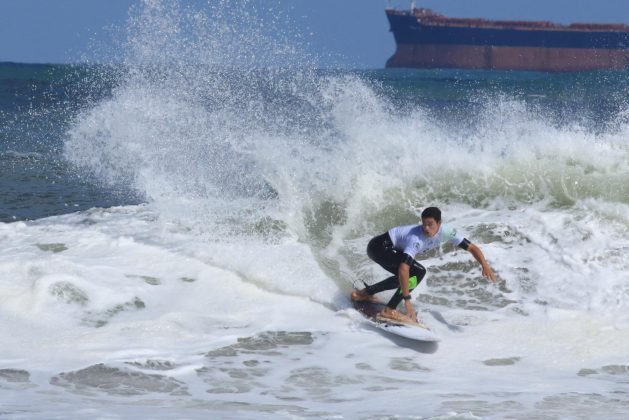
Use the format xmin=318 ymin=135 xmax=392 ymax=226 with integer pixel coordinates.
xmin=409 ymin=261 xmax=426 ymax=288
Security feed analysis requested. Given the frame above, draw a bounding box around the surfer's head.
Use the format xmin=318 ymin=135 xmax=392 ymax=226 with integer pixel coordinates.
xmin=421 ymin=207 xmax=441 ymax=237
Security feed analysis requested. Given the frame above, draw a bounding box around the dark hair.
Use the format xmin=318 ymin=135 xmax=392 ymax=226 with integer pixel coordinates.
xmin=421 ymin=207 xmax=441 ymax=222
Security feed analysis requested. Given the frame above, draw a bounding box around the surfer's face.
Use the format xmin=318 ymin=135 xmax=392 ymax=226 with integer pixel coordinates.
xmin=421 ymin=217 xmax=440 ymax=237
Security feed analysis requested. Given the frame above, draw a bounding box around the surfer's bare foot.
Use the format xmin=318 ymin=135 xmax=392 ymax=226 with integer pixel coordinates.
xmin=351 ymin=289 xmax=379 ymax=302
xmin=378 ymin=307 xmax=415 ymax=324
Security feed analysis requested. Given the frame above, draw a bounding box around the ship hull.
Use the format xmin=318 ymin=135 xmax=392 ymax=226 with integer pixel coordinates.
xmin=386 ymin=43 xmax=629 ymax=72
xmin=386 ymin=11 xmax=629 ymax=71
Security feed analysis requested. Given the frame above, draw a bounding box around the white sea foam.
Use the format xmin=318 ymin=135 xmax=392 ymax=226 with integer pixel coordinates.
xmin=1 ymin=203 xmax=629 ymax=418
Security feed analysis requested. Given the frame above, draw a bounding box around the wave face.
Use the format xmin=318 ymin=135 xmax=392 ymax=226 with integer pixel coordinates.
xmin=2 ymin=1 xmax=629 ymax=418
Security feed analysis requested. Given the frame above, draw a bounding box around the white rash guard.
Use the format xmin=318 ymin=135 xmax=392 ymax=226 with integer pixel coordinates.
xmin=387 ymin=224 xmax=466 ymax=260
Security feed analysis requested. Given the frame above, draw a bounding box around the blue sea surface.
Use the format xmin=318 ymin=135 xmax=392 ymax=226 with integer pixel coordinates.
xmin=0 ymin=63 xmax=137 ymax=221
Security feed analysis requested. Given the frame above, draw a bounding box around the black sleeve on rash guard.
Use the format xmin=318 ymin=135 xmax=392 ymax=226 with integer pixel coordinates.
xmin=458 ymin=238 xmax=471 ymax=250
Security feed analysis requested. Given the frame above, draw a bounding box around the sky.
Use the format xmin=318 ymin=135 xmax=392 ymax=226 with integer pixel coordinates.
xmin=0 ymin=0 xmax=627 ymax=68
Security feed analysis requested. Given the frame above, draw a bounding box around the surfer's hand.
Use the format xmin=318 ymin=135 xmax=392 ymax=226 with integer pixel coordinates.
xmin=482 ymin=263 xmax=497 ymax=283
xmin=404 ymin=300 xmax=417 ymax=323
xmin=468 ymin=243 xmax=497 ymax=283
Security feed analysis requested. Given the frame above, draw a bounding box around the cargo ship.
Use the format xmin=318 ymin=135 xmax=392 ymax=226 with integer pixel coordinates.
xmin=385 ymin=2 xmax=629 ymax=71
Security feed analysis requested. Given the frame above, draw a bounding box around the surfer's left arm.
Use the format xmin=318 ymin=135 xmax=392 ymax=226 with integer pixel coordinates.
xmin=398 ymin=262 xmax=418 ymax=323
xmin=465 ymin=242 xmax=497 ymax=282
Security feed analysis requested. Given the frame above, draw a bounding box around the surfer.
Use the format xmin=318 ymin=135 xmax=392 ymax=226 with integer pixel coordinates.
xmin=352 ymin=207 xmax=497 ymax=324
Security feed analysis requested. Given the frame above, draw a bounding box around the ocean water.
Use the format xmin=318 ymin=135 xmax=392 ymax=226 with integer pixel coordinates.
xmin=2 ymin=2 xmax=629 ymax=419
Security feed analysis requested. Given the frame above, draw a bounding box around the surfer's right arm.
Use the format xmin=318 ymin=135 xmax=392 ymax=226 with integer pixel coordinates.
xmin=398 ymin=262 xmax=418 ymax=323
xmin=459 ymin=239 xmax=497 ymax=283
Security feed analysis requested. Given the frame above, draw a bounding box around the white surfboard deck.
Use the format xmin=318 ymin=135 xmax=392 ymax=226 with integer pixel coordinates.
xmin=353 ymin=299 xmax=440 ymax=342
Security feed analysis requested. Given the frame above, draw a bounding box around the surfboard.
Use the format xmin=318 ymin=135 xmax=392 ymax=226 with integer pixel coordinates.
xmin=352 ymin=299 xmax=440 ymax=342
